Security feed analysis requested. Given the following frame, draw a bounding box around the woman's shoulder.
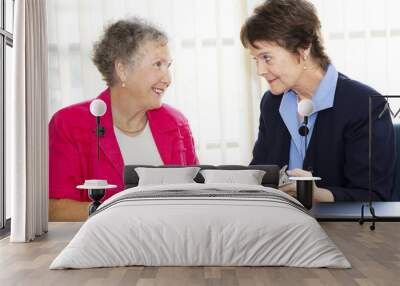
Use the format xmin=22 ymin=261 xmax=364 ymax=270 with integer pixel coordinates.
xmin=147 ymin=104 xmax=189 ymax=127
xmin=50 ymin=88 xmax=110 ymax=126
xmin=335 ymin=73 xmax=386 ymax=119
xmin=337 ymin=73 xmax=381 ymax=99
xmin=49 ymin=99 xmax=93 ymax=128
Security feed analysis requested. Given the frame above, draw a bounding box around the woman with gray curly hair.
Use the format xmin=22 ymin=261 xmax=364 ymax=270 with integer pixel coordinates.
xmin=49 ymin=18 xmax=198 ymax=221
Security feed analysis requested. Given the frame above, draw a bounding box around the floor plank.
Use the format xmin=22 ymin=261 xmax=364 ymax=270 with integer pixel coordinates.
xmin=0 ymin=222 xmax=399 ymax=286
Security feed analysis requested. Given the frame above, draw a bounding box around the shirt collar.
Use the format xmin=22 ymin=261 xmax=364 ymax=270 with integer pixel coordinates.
xmin=281 ymin=64 xmax=338 ymax=114
xmin=311 ymin=64 xmax=338 ymax=113
xmin=278 ymin=64 xmax=338 ymax=155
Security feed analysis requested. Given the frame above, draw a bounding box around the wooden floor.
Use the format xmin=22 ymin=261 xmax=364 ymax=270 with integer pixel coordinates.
xmin=0 ymin=222 xmax=399 ymax=286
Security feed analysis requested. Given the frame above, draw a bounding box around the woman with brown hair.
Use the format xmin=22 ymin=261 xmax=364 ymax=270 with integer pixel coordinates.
xmin=241 ymin=0 xmax=395 ymax=201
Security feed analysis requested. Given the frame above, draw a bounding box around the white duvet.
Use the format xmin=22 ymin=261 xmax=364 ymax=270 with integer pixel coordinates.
xmin=50 ymin=183 xmax=351 ymax=269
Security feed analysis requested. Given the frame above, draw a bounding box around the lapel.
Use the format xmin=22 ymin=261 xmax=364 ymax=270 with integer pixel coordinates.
xmin=303 ymin=76 xmax=340 ymax=171
xmin=279 ymin=93 xmax=304 ymax=158
xmin=147 ymin=106 xmax=181 ymax=165
xmin=272 ymin=110 xmax=292 ymax=167
xmin=279 ymin=120 xmax=292 ymax=166
xmin=97 ymin=89 xmax=124 ymax=179
xmin=95 ymin=90 xmax=184 ymax=170
xmin=303 ymin=104 xmax=335 ymax=172
xmin=303 ymin=118 xmax=317 ymax=171
xmin=270 ymin=94 xmax=291 ymax=167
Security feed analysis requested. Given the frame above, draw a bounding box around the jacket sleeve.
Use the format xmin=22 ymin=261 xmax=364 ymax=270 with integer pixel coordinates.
xmin=250 ymin=95 xmax=269 ymax=165
xmin=49 ymin=113 xmax=88 ymax=201
xmin=181 ymin=122 xmax=199 ymax=165
xmin=327 ymin=97 xmax=395 ymax=201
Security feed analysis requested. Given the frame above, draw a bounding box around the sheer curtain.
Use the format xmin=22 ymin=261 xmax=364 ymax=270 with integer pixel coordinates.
xmin=314 ymin=0 xmax=400 ymax=123
xmin=48 ymin=0 xmax=400 ymax=167
xmin=247 ymin=0 xmax=400 ymax=123
xmin=47 ymin=0 xmax=254 ymax=165
xmin=8 ymin=0 xmax=48 ymax=242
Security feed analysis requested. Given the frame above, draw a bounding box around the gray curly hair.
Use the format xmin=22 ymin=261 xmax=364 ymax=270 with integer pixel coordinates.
xmin=92 ymin=18 xmax=168 ymax=86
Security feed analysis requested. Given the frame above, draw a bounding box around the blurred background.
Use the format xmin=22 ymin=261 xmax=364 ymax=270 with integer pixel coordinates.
xmin=46 ymin=0 xmax=400 ymax=167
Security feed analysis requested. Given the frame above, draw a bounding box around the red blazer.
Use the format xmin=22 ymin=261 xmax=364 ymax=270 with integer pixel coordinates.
xmin=49 ymin=88 xmax=199 ymax=201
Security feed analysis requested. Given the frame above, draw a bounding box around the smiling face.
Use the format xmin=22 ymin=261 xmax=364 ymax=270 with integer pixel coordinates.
xmin=119 ymin=40 xmax=172 ymax=110
xmin=248 ymin=40 xmax=306 ymax=95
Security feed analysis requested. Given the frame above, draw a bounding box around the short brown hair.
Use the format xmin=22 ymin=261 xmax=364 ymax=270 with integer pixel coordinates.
xmin=92 ymin=18 xmax=168 ymax=86
xmin=240 ymin=0 xmax=330 ymax=70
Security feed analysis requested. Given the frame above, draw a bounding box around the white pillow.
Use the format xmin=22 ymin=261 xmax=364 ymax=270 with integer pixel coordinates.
xmin=135 ymin=167 xmax=201 ymax=186
xmin=200 ymin=169 xmax=266 ymax=185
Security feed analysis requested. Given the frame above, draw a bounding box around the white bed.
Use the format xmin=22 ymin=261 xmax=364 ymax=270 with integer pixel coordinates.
xmin=50 ymin=183 xmax=351 ymax=269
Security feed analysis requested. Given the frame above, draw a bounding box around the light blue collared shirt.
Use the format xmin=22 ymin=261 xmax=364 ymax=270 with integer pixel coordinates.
xmin=279 ymin=64 xmax=339 ymax=170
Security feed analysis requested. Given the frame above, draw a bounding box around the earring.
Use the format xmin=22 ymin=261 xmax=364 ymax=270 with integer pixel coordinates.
xmin=121 ymin=82 xmax=126 ymax=88
xmin=303 ymin=55 xmax=308 ymax=70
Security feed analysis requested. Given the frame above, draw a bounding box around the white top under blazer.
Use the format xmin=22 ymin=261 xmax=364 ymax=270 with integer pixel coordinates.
xmin=114 ymin=122 xmax=163 ymax=165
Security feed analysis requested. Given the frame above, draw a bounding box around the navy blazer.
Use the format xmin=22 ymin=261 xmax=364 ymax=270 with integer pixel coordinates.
xmin=250 ymin=73 xmax=395 ymax=201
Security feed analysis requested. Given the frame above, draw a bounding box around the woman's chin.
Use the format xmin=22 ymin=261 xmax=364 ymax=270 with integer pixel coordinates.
xmin=269 ymin=86 xmax=286 ymax=95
